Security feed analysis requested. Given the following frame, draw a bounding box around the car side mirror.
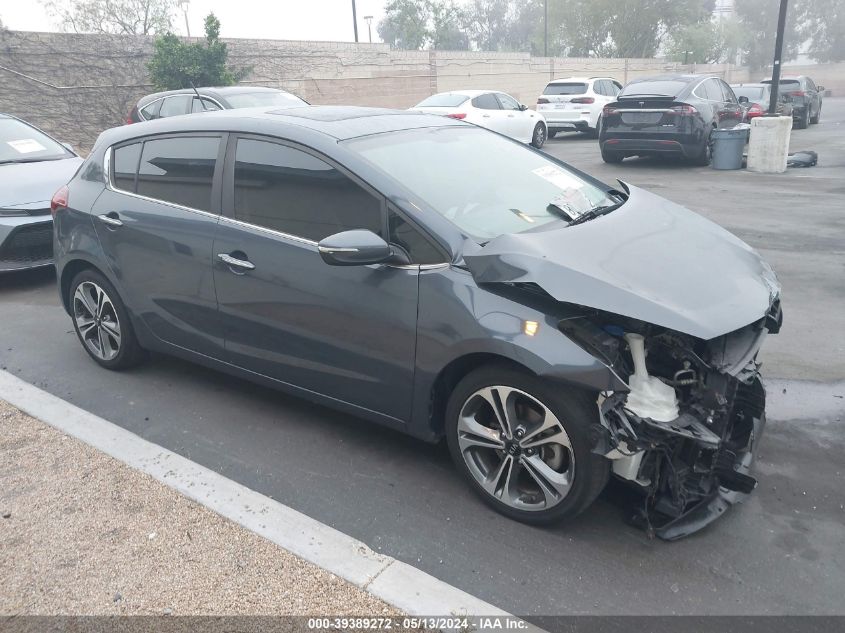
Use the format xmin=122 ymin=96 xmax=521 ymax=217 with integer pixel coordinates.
xmin=318 ymin=229 xmax=396 ymax=266
xmin=738 ymin=96 xmax=749 ymax=104
xmin=817 ymin=85 xmax=824 ymax=92
xmin=519 ymin=104 xmax=528 ymax=111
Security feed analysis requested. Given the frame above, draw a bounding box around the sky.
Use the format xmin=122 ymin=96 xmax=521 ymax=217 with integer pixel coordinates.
xmin=0 ymin=0 xmax=387 ymax=43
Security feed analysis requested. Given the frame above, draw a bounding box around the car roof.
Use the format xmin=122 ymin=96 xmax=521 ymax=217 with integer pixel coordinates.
xmin=137 ymin=86 xmax=292 ymax=106
xmin=730 ymin=83 xmax=768 ymax=88
xmin=97 ymin=105 xmax=464 ymax=146
xmin=427 ymin=90 xmax=502 ymax=98
xmin=628 ymin=74 xmax=717 ymax=83
xmin=546 ymin=77 xmax=594 ymax=83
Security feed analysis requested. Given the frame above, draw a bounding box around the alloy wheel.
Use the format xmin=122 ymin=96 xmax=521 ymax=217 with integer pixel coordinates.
xmin=73 ymin=281 xmax=122 ymax=361
xmin=534 ymin=124 xmax=546 ymax=148
xmin=456 ymin=385 xmax=575 ymax=511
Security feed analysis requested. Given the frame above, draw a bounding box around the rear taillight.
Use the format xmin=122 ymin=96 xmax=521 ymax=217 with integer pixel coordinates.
xmin=671 ymin=104 xmax=698 ymax=115
xmin=570 ymin=97 xmax=595 ymax=104
xmin=602 ymin=105 xmax=617 ymax=116
xmin=50 ymin=185 xmax=69 ymax=218
xmin=788 ymin=90 xmax=805 ymax=97
xmin=749 ymin=103 xmax=763 ymax=114
xmin=445 ymin=112 xmax=466 ymax=120
xmin=537 ymin=97 xmax=549 ymax=104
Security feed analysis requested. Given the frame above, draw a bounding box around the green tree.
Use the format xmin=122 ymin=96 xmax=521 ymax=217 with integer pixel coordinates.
xmin=430 ymin=1 xmax=469 ymax=49
xmin=665 ymin=18 xmax=746 ymax=64
xmin=735 ymin=0 xmax=804 ymax=69
xmin=148 ymin=13 xmax=246 ymax=91
xmin=41 ymin=0 xmax=178 ymax=35
xmin=378 ymin=0 xmax=431 ymax=49
xmin=802 ymin=0 xmax=845 ymax=62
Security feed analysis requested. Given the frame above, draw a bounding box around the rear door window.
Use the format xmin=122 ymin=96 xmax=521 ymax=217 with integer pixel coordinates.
xmin=158 ymin=95 xmax=191 ymax=118
xmin=139 ymin=100 xmax=163 ymax=121
xmin=471 ymin=93 xmax=501 ymax=110
xmin=543 ymin=83 xmax=587 ymax=96
xmin=111 ymin=142 xmax=142 ymax=192
xmin=136 ymin=136 xmax=220 ymax=212
xmin=415 ymin=94 xmax=469 ymax=108
xmin=232 ymin=138 xmax=383 ymax=242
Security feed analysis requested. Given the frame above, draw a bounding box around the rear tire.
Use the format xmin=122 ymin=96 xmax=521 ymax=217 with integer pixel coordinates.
xmin=445 ymin=365 xmax=610 ymax=525
xmin=588 ymin=116 xmax=602 ymax=138
xmin=601 ymin=145 xmax=623 ymax=163
xmin=547 ymin=130 xmax=558 ymax=139
xmin=796 ymin=108 xmax=809 ymax=129
xmin=691 ymin=131 xmax=712 ymax=166
xmin=531 ymin=122 xmax=546 ymax=149
xmin=69 ymin=269 xmax=146 ymax=370
xmin=810 ymin=106 xmax=820 ymax=124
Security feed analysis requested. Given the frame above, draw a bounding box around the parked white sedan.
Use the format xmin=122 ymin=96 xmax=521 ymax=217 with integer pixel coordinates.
xmin=410 ymin=90 xmax=548 ymax=148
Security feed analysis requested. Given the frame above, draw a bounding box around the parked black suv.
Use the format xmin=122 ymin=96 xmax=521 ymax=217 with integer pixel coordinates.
xmin=761 ymin=75 xmax=823 ymax=129
xmin=599 ymin=74 xmax=743 ymax=165
xmin=127 ymin=86 xmax=308 ymax=123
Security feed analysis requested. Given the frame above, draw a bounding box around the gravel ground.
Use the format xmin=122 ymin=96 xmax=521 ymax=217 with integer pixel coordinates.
xmin=0 ymin=400 xmax=399 ymax=616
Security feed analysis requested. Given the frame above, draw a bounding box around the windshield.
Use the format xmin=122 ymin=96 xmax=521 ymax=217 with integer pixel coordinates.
xmin=543 ymin=83 xmax=587 ymax=96
xmin=415 ymin=94 xmax=469 ymax=108
xmin=225 ymin=91 xmax=308 ymax=108
xmin=732 ymin=86 xmax=766 ymax=101
xmin=0 ymin=118 xmax=72 ymax=164
xmin=620 ymin=80 xmax=688 ymax=97
xmin=346 ymin=127 xmax=617 ymax=241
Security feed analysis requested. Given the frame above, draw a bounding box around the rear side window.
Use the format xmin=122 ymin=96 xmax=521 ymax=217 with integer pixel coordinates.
xmin=158 ymin=95 xmax=191 ymax=118
xmin=233 ymin=138 xmax=383 ymax=242
xmin=544 ymin=83 xmax=587 ymax=95
xmin=112 ymin=143 xmax=141 ymax=192
xmin=388 ymin=210 xmax=444 ymax=265
xmin=136 ymin=136 xmax=219 ymax=212
xmin=415 ymin=94 xmax=469 ymax=108
xmin=139 ymin=100 xmax=162 ymax=120
xmin=471 ymin=93 xmax=500 ymax=110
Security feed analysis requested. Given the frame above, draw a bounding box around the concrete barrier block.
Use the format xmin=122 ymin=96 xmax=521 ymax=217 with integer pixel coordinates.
xmin=746 ymin=116 xmax=792 ymax=173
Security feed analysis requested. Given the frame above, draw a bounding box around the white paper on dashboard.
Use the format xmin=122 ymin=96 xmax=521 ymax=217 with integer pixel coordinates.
xmin=7 ymin=139 xmax=47 ymax=154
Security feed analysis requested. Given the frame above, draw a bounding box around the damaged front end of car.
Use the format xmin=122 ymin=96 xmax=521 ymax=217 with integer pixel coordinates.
xmin=560 ymin=298 xmax=782 ymax=540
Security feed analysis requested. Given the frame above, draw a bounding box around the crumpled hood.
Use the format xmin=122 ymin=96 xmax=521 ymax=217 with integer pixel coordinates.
xmin=463 ymin=184 xmax=780 ymax=340
xmin=0 ymin=157 xmax=83 ymax=208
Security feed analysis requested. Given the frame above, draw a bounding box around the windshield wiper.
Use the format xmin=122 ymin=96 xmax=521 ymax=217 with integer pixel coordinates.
xmin=0 ymin=156 xmax=64 ymax=166
xmin=566 ymin=202 xmax=624 ymax=227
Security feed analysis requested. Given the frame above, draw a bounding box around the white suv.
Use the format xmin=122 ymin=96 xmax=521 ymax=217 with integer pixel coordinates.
xmin=536 ymin=77 xmax=622 ymax=138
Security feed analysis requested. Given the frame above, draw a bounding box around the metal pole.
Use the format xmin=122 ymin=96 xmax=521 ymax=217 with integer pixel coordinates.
xmin=352 ymin=0 xmax=359 ymax=43
xmin=768 ymin=0 xmax=789 ymax=114
xmin=364 ymin=16 xmax=373 ymax=43
xmin=544 ymin=0 xmax=548 ymax=57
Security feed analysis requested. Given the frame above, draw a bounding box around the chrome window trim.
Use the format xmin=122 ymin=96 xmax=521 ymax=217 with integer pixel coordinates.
xmin=138 ymin=94 xmax=225 ymax=121
xmin=218 ymin=215 xmax=319 ymax=247
xmin=103 ymin=146 xmax=220 ymax=221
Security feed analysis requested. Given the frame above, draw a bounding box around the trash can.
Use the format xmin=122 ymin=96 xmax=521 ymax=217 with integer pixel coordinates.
xmin=711 ymin=127 xmax=747 ymax=170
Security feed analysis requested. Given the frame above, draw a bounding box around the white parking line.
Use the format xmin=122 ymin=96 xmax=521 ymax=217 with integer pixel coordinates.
xmin=0 ymin=369 xmax=513 ymax=619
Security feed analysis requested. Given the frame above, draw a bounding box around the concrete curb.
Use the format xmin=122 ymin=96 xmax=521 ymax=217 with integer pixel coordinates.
xmin=0 ymin=369 xmax=512 ymax=619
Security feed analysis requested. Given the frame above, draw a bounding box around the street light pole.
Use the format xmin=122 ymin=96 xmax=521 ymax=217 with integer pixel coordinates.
xmin=180 ymin=0 xmax=190 ymax=37
xmin=351 ymin=0 xmax=359 ymax=43
xmin=363 ymin=15 xmax=373 ymax=44
xmin=544 ymin=0 xmax=548 ymax=57
xmin=768 ymin=0 xmax=789 ymax=114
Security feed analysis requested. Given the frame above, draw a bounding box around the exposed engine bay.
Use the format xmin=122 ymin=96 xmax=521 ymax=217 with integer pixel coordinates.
xmin=558 ymin=298 xmax=782 ymax=540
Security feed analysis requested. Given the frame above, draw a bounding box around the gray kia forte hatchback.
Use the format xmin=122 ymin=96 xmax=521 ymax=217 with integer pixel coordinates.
xmin=53 ymin=106 xmax=782 ymax=539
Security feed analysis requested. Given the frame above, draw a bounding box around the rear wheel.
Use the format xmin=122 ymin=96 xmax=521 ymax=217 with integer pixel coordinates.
xmin=69 ymin=269 xmax=146 ymax=370
xmin=587 ymin=115 xmax=602 ymax=138
xmin=531 ymin=122 xmax=546 ymax=149
xmin=691 ymin=131 xmax=712 ymax=166
xmin=601 ymin=144 xmax=623 ymax=163
xmin=796 ymin=107 xmax=810 ymax=129
xmin=445 ymin=366 xmax=610 ymax=525
xmin=810 ymin=106 xmax=820 ymax=124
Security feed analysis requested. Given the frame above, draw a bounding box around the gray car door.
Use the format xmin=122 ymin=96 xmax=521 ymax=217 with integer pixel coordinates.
xmin=212 ymin=135 xmax=419 ymax=423
xmin=92 ymin=133 xmax=226 ymax=357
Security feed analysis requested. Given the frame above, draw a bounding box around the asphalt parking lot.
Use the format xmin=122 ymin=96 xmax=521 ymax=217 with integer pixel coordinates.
xmin=2 ymin=100 xmax=844 ymax=617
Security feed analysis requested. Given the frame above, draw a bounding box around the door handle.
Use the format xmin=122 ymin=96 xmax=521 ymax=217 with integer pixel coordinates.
xmin=507 ymin=114 xmax=515 ymax=117
xmin=218 ymin=253 xmax=255 ymax=271
xmin=98 ymin=213 xmax=123 ymax=227
xmin=482 ymin=114 xmax=491 ymax=118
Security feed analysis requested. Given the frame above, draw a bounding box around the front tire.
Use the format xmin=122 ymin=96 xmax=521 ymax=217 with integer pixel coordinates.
xmin=531 ymin=122 xmax=546 ymax=149
xmin=445 ymin=366 xmax=609 ymax=525
xmin=69 ymin=269 xmax=146 ymax=370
